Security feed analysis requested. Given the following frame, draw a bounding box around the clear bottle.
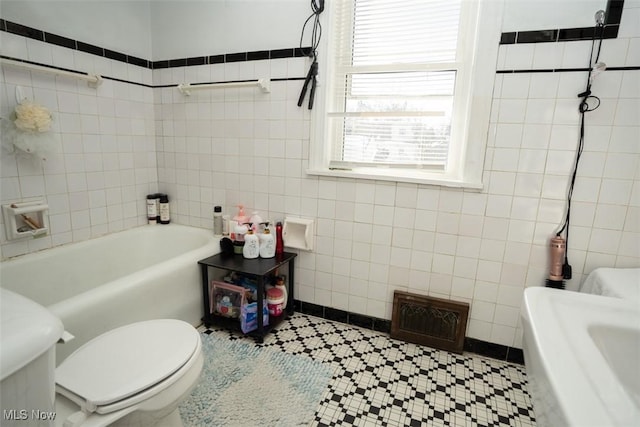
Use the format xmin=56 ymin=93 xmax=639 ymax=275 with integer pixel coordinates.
xmin=222 ymin=215 xmax=230 ymax=236
xmin=233 ymin=205 xmax=248 ymax=226
xmin=234 ymin=222 xmax=247 ymax=243
xmin=213 ymin=206 xmax=223 ymax=235
xmin=249 ymin=211 xmax=263 ymax=233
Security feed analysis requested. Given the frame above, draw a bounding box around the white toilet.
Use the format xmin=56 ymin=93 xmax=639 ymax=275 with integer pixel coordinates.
xmin=0 ymin=289 xmax=203 ymax=427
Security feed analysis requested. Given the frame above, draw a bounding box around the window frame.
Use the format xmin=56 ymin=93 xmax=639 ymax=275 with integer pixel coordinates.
xmin=307 ymin=0 xmax=504 ymax=189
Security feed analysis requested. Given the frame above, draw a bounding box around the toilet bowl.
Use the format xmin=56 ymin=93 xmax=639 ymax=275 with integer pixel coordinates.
xmin=55 ymin=319 xmax=203 ymax=427
xmin=0 ymin=289 xmax=202 ymax=427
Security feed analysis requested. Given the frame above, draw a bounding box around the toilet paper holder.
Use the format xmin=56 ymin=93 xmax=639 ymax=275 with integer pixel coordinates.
xmin=282 ymin=217 xmax=314 ymax=251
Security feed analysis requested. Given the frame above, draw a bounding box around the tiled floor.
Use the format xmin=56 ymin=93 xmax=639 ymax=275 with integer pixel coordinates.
xmin=202 ymin=313 xmax=537 ymax=427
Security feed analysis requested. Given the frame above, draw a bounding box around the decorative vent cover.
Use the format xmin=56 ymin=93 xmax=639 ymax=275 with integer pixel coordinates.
xmin=391 ymin=291 xmax=469 ymax=353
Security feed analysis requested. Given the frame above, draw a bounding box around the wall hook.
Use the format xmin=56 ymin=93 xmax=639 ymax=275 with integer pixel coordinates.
xmin=15 ymin=86 xmax=26 ymax=104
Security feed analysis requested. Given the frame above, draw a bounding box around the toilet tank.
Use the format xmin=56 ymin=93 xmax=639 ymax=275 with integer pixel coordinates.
xmin=1 ymin=288 xmax=64 ymax=426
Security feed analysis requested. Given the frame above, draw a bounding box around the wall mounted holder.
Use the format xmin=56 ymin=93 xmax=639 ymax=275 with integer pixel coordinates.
xmin=0 ymin=58 xmax=103 ymax=88
xmin=177 ymin=78 xmax=271 ymax=96
xmin=282 ymin=217 xmax=315 ymax=251
xmin=2 ymin=201 xmax=49 ymax=240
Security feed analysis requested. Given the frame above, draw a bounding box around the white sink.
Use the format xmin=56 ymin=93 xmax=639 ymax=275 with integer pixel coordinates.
xmin=522 ymin=287 xmax=640 ymax=427
xmin=589 ymin=324 xmax=640 ymax=408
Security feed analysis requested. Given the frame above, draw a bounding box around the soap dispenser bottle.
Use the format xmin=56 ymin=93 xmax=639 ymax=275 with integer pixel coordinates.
xmin=233 ymin=205 xmax=248 ymax=228
xmin=259 ymin=222 xmax=275 ymax=258
xmin=242 ymin=223 xmax=260 ymax=259
xmin=249 ymin=211 xmax=264 ymax=233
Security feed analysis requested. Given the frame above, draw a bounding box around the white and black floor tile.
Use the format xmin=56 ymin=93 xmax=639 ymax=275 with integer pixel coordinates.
xmin=202 ymin=313 xmax=536 ymax=426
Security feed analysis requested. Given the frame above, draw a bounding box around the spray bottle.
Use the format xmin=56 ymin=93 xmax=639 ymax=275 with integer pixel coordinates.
xmin=275 ymin=221 xmax=284 ymax=257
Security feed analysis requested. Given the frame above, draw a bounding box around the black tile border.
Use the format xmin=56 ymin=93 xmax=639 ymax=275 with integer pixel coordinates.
xmin=2 ymin=0 xmax=629 ymax=78
xmin=1 ymin=18 xmax=311 ymax=71
xmin=208 ymin=55 xmax=225 ymax=65
xmin=127 ymin=55 xmax=149 ymax=68
xmin=500 ymin=32 xmax=516 ymax=45
xmin=516 ymin=29 xmax=558 ymax=44
xmin=500 ymin=0 xmax=624 ymax=45
xmin=295 ymin=299 xmax=523 ymax=364
xmin=225 ymin=52 xmax=247 ymax=63
xmin=168 ymin=58 xmax=187 ymax=68
xmin=44 ymin=32 xmax=76 ymax=49
xmin=5 ymin=20 xmax=43 ymax=41
xmin=463 ymin=337 xmax=507 ymax=360
xmin=0 ymin=54 xmax=154 ymax=88
xmin=248 ymin=50 xmax=270 ymax=61
xmin=1 ymin=0 xmax=629 ymax=75
xmin=104 ymin=48 xmax=127 ymax=63
xmin=77 ymin=41 xmax=104 ymax=57
xmin=606 ymin=0 xmax=625 ymax=24
xmin=497 ymin=65 xmax=640 ymax=74
xmin=1 ymin=19 xmax=311 ymax=88
xmin=325 ymin=307 xmax=349 ymax=324
xmin=186 ymin=56 xmax=206 ymax=66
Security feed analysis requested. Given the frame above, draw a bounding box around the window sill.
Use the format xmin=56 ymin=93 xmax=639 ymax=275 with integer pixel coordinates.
xmin=305 ymin=167 xmax=484 ymax=191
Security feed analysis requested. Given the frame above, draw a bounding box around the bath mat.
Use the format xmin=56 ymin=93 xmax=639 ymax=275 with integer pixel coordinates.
xmin=179 ymin=333 xmax=334 ymax=427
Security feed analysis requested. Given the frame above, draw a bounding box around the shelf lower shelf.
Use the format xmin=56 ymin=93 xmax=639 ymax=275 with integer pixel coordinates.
xmin=203 ymin=312 xmax=289 ymax=343
xmin=198 ymin=251 xmax=297 ymax=343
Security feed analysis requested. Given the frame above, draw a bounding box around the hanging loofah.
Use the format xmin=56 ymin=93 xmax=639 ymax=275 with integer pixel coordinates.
xmin=1 ymin=99 xmax=57 ymax=161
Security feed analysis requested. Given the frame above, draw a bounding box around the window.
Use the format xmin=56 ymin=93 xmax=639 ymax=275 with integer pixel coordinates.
xmin=309 ymin=0 xmax=503 ymax=188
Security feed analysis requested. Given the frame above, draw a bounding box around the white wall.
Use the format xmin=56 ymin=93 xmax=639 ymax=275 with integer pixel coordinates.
xmin=0 ymin=34 xmax=157 ymax=257
xmin=4 ymin=0 xmax=616 ymax=59
xmin=0 ymin=0 xmax=312 ymax=61
xmin=149 ymin=0 xmax=311 ymax=60
xmin=0 ymin=0 xmax=153 ymax=59
xmin=502 ymin=0 xmax=610 ymax=32
xmin=152 ymin=0 xmax=640 ymax=349
xmin=1 ymin=0 xmax=638 ymax=350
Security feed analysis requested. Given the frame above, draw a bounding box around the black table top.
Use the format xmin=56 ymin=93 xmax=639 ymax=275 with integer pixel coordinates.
xmin=198 ymin=251 xmax=297 ymax=277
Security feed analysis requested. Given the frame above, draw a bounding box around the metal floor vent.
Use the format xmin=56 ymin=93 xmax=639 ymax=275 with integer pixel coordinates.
xmin=391 ymin=291 xmax=469 ymax=354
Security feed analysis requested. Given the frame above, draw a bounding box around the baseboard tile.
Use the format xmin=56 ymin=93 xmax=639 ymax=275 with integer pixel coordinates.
xmin=295 ymin=299 xmax=524 ymax=365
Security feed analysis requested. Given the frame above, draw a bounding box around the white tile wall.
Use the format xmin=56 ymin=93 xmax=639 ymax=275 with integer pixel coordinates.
xmin=151 ymin=48 xmax=638 ymax=350
xmin=1 ymin=1 xmax=638 ymax=349
xmin=0 ymin=34 xmax=157 ymax=258
xmin=153 ymin=4 xmax=639 ymax=349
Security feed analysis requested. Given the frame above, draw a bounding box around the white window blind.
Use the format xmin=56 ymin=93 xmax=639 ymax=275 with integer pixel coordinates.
xmin=327 ymin=0 xmax=463 ymax=169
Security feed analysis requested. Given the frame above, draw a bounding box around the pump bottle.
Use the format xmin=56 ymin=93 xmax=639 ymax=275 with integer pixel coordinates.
xmin=259 ymin=222 xmax=275 ymax=258
xmin=242 ymin=223 xmax=260 ymax=259
xmin=233 ymin=205 xmax=248 ymax=227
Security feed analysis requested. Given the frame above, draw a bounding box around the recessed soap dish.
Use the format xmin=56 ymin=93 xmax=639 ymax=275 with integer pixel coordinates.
xmin=282 ymin=217 xmax=314 ymax=251
xmin=2 ymin=201 xmax=49 ymax=240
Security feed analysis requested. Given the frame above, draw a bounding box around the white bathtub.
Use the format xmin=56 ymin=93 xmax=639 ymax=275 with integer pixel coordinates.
xmin=0 ymin=224 xmax=219 ymax=364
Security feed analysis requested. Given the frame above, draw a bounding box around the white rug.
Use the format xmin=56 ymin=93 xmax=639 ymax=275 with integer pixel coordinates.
xmin=179 ymin=333 xmax=334 ymax=426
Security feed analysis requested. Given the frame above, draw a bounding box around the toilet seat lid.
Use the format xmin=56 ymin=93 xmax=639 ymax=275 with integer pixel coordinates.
xmin=56 ymin=319 xmax=199 ymax=408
